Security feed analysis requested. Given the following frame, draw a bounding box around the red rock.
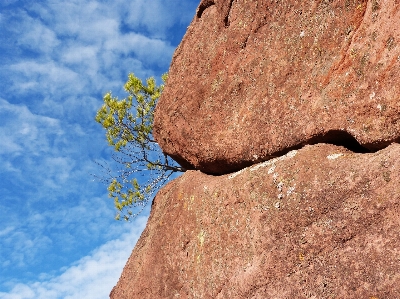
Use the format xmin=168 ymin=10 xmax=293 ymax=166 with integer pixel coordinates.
xmin=110 ymin=143 xmax=400 ymax=298
xmin=153 ymin=0 xmax=400 ymax=174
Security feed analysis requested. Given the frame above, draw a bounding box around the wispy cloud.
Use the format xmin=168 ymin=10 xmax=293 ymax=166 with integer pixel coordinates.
xmin=121 ymin=0 xmax=196 ymax=39
xmin=15 ymin=11 xmax=60 ymax=55
xmin=0 ymin=216 xmax=147 ymax=299
xmin=0 ymin=0 xmax=198 ymax=296
xmin=0 ymin=99 xmax=63 ymax=157
xmin=1 ymin=0 xmax=186 ymax=113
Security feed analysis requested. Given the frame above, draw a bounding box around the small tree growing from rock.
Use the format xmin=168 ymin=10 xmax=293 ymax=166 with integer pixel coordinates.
xmin=95 ymin=73 xmax=185 ymax=220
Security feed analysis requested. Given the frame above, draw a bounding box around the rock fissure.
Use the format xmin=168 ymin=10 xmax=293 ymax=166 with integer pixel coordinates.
xmin=241 ymin=34 xmax=250 ymax=49
xmin=223 ymin=0 xmax=235 ymax=27
xmin=197 ymin=0 xmax=215 ymax=18
xmin=200 ymin=130 xmax=395 ymax=176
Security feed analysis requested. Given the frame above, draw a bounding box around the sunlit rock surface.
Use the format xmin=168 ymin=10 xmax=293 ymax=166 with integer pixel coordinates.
xmin=111 ymin=144 xmax=400 ymax=298
xmin=154 ymin=0 xmax=400 ymax=174
xmin=111 ymin=0 xmax=400 ymax=297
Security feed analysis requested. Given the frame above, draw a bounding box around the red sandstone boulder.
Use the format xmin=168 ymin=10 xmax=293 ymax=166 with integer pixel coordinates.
xmin=154 ymin=0 xmax=400 ymax=174
xmin=110 ymin=143 xmax=400 ymax=298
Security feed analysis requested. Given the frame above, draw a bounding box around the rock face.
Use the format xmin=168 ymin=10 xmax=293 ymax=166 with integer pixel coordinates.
xmin=153 ymin=0 xmax=400 ymax=174
xmin=111 ymin=0 xmax=400 ymax=297
xmin=110 ymin=143 xmax=400 ymax=298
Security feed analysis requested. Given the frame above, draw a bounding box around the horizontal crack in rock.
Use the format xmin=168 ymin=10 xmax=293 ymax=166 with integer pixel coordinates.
xmin=202 ymin=130 xmax=397 ymax=176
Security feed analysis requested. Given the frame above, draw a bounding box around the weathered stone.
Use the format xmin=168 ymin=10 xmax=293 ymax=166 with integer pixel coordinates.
xmin=154 ymin=0 xmax=400 ymax=174
xmin=110 ymin=143 xmax=400 ymax=298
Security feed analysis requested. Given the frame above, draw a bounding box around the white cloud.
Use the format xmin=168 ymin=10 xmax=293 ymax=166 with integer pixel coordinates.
xmin=0 ymin=0 xmax=18 ymax=7
xmin=16 ymin=13 xmax=60 ymax=54
xmin=0 ymin=227 xmax=15 ymax=238
xmin=0 ymin=0 xmax=197 ymax=296
xmin=0 ymin=99 xmax=63 ymax=157
xmin=42 ymin=156 xmax=75 ymax=187
xmin=44 ymin=1 xmax=120 ymax=39
xmin=0 ymin=216 xmax=147 ymax=299
xmin=123 ymin=0 xmax=197 ymax=38
xmin=9 ymin=60 xmax=82 ymax=94
xmin=104 ymin=32 xmax=175 ymax=67
xmin=62 ymin=45 xmax=98 ymax=65
xmin=0 ymin=98 xmax=113 ymax=269
xmin=6 ymin=0 xmax=177 ymax=102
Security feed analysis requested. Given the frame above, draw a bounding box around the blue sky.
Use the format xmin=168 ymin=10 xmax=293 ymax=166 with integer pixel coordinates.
xmin=0 ymin=1 xmax=198 ymax=298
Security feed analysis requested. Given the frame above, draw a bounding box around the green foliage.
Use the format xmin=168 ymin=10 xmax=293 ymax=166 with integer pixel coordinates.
xmin=95 ymin=73 xmax=184 ymax=221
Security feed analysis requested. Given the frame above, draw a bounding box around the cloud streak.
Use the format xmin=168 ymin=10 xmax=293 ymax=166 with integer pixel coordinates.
xmin=0 ymin=216 xmax=147 ymax=299
xmin=0 ymin=99 xmax=63 ymax=157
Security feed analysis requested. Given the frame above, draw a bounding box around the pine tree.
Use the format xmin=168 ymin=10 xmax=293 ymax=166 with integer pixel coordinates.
xmin=95 ymin=73 xmax=184 ymax=220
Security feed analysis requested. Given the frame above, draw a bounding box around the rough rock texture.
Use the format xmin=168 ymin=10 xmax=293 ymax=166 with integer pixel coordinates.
xmin=110 ymin=143 xmax=400 ymax=298
xmin=112 ymin=0 xmax=400 ymax=297
xmin=153 ymin=0 xmax=400 ymax=174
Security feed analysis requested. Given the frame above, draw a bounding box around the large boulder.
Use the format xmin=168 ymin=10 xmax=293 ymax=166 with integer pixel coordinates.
xmin=153 ymin=0 xmax=400 ymax=174
xmin=110 ymin=143 xmax=400 ymax=298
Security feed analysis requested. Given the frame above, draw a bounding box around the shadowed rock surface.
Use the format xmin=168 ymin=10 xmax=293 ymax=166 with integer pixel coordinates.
xmin=110 ymin=143 xmax=400 ymax=298
xmin=153 ymin=0 xmax=400 ymax=174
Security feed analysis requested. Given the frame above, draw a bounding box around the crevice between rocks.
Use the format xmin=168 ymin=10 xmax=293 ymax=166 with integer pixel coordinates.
xmin=169 ymin=130 xmax=398 ymax=176
xmin=207 ymin=130 xmax=397 ymax=176
xmin=282 ymin=130 xmax=398 ymax=155
xmin=224 ymin=0 xmax=235 ymax=27
xmin=292 ymin=130 xmax=372 ymax=154
xmin=197 ymin=0 xmax=215 ymax=19
xmin=196 ymin=0 xmax=236 ymax=27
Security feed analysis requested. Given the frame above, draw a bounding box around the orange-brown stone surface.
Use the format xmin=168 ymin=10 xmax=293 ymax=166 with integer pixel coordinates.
xmin=111 ymin=0 xmax=400 ymax=297
xmin=110 ymin=143 xmax=400 ymax=298
xmin=154 ymin=0 xmax=400 ymax=174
